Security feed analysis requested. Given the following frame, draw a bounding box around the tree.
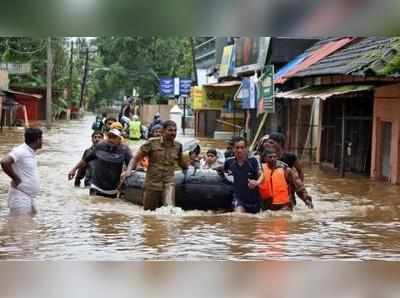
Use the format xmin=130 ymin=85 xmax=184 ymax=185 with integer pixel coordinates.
xmin=91 ymin=37 xmax=193 ymax=107
xmin=0 ymin=37 xmax=195 ymax=112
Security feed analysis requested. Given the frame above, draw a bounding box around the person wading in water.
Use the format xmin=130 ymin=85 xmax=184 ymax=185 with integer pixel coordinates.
xmin=68 ymin=129 xmax=132 ymax=198
xmin=1 ymin=128 xmax=43 ymax=215
xmin=220 ymin=136 xmax=263 ymax=214
xmin=123 ymin=120 xmax=188 ymax=211
xmin=74 ymin=131 xmax=104 ymax=187
xmin=258 ymin=148 xmax=313 ymax=211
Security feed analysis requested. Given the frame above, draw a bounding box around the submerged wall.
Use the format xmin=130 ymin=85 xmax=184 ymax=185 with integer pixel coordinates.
xmin=372 ymin=84 xmax=400 ymax=184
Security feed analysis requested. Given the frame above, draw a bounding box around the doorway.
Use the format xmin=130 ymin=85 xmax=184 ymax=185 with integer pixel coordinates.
xmin=380 ymin=121 xmax=392 ymax=180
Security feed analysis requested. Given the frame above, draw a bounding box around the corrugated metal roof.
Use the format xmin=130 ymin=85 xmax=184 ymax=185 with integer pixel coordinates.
xmin=275 ymin=84 xmax=374 ymax=100
xmin=3 ymin=89 xmax=42 ymax=99
xmin=293 ymin=37 xmax=400 ymax=77
xmin=275 ymin=37 xmax=355 ymax=84
xmin=274 ymin=53 xmax=307 ymax=82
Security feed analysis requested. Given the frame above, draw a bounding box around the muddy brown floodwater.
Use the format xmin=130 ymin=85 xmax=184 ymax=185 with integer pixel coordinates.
xmin=0 ymin=116 xmax=399 ymax=260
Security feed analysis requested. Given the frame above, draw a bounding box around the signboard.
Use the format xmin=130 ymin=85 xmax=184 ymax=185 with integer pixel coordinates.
xmin=174 ymin=77 xmax=180 ymax=96
xmin=206 ymin=87 xmax=235 ymax=109
xmin=160 ymin=77 xmax=174 ymax=97
xmin=219 ymin=45 xmax=234 ymax=78
xmin=180 ymin=79 xmax=192 ymax=96
xmin=160 ymin=77 xmax=192 ymax=96
xmin=260 ymin=65 xmax=275 ymax=113
xmin=234 ymin=37 xmax=271 ymax=76
xmin=192 ymin=86 xmax=237 ymax=110
xmin=192 ymin=86 xmax=206 ymax=110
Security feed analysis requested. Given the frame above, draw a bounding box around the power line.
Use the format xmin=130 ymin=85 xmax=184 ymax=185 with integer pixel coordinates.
xmin=5 ymin=39 xmax=47 ymax=55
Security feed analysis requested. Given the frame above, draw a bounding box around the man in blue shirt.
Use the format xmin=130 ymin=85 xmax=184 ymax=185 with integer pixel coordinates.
xmin=223 ymin=137 xmax=263 ymax=214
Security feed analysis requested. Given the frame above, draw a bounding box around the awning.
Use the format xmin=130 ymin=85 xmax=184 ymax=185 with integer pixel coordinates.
xmin=203 ymin=80 xmax=241 ymax=87
xmin=2 ymin=89 xmax=42 ymax=99
xmin=275 ymin=84 xmax=374 ymax=100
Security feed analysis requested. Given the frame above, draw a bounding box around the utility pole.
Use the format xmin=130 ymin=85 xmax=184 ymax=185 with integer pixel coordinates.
xmin=79 ymin=46 xmax=89 ymax=109
xmin=189 ymin=37 xmax=198 ymax=85
xmin=340 ymin=101 xmax=346 ymax=178
xmin=68 ymin=40 xmax=74 ymax=103
xmin=46 ymin=37 xmax=52 ymax=128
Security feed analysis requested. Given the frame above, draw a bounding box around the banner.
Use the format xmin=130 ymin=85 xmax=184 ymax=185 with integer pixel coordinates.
xmin=234 ymin=37 xmax=271 ymax=75
xmin=219 ymin=45 xmax=234 ymax=78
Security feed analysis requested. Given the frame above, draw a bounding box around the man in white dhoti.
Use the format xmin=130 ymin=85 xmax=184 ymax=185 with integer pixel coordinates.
xmin=1 ymin=128 xmax=42 ymax=215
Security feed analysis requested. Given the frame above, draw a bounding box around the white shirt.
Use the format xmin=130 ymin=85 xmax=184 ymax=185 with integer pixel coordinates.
xmin=8 ymin=143 xmax=40 ymax=197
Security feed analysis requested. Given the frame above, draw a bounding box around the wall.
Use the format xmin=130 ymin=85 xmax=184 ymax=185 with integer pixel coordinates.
xmin=0 ymin=96 xmax=3 ymax=125
xmin=14 ymin=95 xmax=39 ymax=122
xmin=371 ymin=84 xmax=400 ymax=184
xmin=285 ymin=98 xmax=320 ymax=161
xmin=139 ymin=104 xmax=172 ymax=126
xmin=0 ymin=70 xmax=9 ymax=90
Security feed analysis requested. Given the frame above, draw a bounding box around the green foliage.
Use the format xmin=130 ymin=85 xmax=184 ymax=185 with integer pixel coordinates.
xmin=378 ymin=54 xmax=400 ymax=75
xmin=90 ymin=37 xmax=193 ymax=109
xmin=377 ymin=39 xmax=400 ymax=75
xmin=0 ymin=37 xmax=194 ymax=112
xmin=0 ymin=37 xmax=88 ymax=115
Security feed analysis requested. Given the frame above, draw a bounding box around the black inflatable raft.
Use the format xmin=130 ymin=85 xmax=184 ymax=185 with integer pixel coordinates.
xmin=122 ymin=168 xmax=234 ymax=211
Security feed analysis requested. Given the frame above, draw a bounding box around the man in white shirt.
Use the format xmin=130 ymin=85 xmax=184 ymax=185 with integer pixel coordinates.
xmin=1 ymin=128 xmax=42 ymax=215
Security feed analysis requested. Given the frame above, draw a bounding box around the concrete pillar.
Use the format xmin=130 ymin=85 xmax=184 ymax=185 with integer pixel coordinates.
xmin=391 ymin=119 xmax=399 ymax=184
xmin=169 ymin=105 xmax=183 ymax=134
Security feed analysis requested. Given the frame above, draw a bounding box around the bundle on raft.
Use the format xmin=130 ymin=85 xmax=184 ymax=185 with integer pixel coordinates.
xmin=122 ymin=168 xmax=234 ymax=211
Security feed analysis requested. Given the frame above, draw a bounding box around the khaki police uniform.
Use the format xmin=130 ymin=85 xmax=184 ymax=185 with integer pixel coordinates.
xmin=139 ymin=137 xmax=187 ymax=210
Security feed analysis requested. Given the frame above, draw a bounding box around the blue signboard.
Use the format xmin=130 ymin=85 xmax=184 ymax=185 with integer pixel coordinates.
xmin=180 ymin=79 xmax=192 ymax=96
xmin=159 ymin=77 xmax=174 ymax=97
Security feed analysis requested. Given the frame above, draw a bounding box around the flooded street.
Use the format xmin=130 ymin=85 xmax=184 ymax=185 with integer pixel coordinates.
xmin=0 ymin=116 xmax=400 ymax=260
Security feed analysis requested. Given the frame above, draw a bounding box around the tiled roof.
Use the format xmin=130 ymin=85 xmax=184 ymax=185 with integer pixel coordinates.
xmin=293 ymin=37 xmax=400 ymax=78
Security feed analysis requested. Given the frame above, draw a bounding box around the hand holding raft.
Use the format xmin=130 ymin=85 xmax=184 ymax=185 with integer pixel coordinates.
xmin=304 ymin=196 xmax=314 ymax=209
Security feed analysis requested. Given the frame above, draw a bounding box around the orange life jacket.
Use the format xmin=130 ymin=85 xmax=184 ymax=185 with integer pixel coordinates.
xmin=259 ymin=164 xmax=290 ymax=205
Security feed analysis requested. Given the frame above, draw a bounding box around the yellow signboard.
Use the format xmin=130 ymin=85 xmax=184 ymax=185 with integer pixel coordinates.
xmin=192 ymin=86 xmax=206 ymax=110
xmin=191 ymin=85 xmax=238 ymax=110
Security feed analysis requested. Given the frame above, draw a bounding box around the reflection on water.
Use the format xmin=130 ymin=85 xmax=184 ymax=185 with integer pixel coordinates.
xmin=0 ymin=116 xmax=399 ymax=260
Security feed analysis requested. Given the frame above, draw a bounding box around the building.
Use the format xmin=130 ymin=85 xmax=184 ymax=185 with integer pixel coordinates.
xmin=0 ymin=69 xmax=9 ymax=128
xmin=275 ymin=37 xmax=400 ymax=182
xmin=371 ymin=83 xmax=400 ymax=184
xmin=3 ymin=90 xmax=43 ymax=124
xmin=192 ymin=37 xmax=317 ymax=139
xmin=193 ymin=37 xmax=235 ymax=86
